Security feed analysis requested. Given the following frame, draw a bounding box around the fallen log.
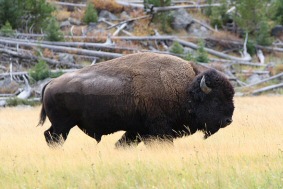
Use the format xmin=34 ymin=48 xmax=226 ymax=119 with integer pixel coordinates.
xmin=273 ymin=42 xmax=283 ymax=47
xmin=115 ymin=0 xmax=196 ymax=4
xmin=239 ymin=70 xmax=270 ymax=75
xmin=0 ymin=69 xmax=78 ymax=80
xmin=1 ymin=37 xmax=141 ymax=52
xmin=0 ymin=90 xmax=21 ymax=98
xmin=11 ymin=34 xmax=176 ymax=43
xmin=115 ymin=1 xmax=144 ymax=8
xmin=257 ymin=45 xmax=283 ymax=53
xmin=209 ymin=58 xmax=266 ymax=67
xmin=197 ymin=63 xmax=237 ymax=81
xmin=152 ymin=4 xmax=222 ymax=12
xmin=0 ymin=65 xmax=7 ymax=71
xmin=112 ymin=35 xmax=175 ymax=41
xmin=252 ymin=83 xmax=283 ymax=95
xmin=174 ymin=38 xmax=252 ymax=61
xmin=0 ymin=38 xmax=123 ymax=59
xmin=192 ymin=18 xmax=216 ymax=32
xmin=107 ymin=15 xmax=151 ymax=30
xmin=244 ymin=72 xmax=283 ymax=88
xmin=0 ymin=48 xmax=83 ymax=68
xmin=100 ymin=19 xmax=133 ymax=36
xmin=116 ymin=1 xmax=221 ymax=10
xmin=113 ymin=23 xmax=128 ymax=36
xmin=52 ymin=1 xmax=86 ymax=8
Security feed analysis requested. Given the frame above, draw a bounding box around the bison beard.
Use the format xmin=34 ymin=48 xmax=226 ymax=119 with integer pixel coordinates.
xmin=38 ymin=52 xmax=235 ymax=147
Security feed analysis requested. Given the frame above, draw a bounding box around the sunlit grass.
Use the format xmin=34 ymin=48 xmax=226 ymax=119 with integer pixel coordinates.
xmin=0 ymin=97 xmax=283 ymax=188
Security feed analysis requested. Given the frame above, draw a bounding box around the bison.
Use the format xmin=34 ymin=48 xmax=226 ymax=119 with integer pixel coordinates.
xmin=38 ymin=52 xmax=235 ymax=147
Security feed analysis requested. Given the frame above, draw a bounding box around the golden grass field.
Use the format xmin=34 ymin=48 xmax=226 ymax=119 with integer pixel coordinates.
xmin=0 ymin=96 xmax=283 ymax=188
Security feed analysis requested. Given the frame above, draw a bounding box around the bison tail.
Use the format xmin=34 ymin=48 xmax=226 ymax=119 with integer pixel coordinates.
xmin=37 ymin=82 xmax=49 ymax=126
xmin=38 ymin=104 xmax=47 ymax=126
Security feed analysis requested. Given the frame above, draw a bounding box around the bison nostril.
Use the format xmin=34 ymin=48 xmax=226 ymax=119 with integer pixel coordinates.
xmin=226 ymin=118 xmax=233 ymax=125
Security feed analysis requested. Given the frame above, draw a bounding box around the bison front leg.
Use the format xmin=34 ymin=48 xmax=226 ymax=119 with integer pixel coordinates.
xmin=115 ymin=131 xmax=141 ymax=148
xmin=142 ymin=134 xmax=174 ymax=147
xmin=142 ymin=118 xmax=174 ymax=146
xmin=44 ymin=126 xmax=70 ymax=147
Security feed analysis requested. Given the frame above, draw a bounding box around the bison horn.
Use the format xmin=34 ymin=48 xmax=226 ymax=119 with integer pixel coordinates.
xmin=200 ymin=76 xmax=212 ymax=94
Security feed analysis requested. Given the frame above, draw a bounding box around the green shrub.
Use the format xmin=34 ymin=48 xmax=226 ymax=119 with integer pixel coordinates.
xmin=83 ymin=3 xmax=98 ymax=24
xmin=184 ymin=53 xmax=194 ymax=61
xmin=6 ymin=98 xmax=39 ymax=106
xmin=144 ymin=0 xmax=171 ymax=7
xmin=0 ymin=21 xmax=15 ymax=37
xmin=256 ymin=20 xmax=273 ymax=46
xmin=160 ymin=12 xmax=173 ymax=33
xmin=170 ymin=41 xmax=184 ymax=54
xmin=272 ymin=0 xmax=283 ymax=25
xmin=29 ymin=60 xmax=50 ymax=81
xmin=44 ymin=17 xmax=64 ymax=41
xmin=195 ymin=40 xmax=209 ymax=63
xmin=204 ymin=0 xmax=213 ymax=17
xmin=0 ymin=0 xmax=55 ymax=33
xmin=210 ymin=17 xmax=223 ymax=30
xmin=246 ymin=40 xmax=257 ymax=56
xmin=29 ymin=60 xmax=64 ymax=81
xmin=208 ymin=0 xmax=229 ymax=29
xmin=144 ymin=0 xmax=172 ymax=33
xmin=50 ymin=70 xmax=64 ymax=78
xmin=0 ymin=0 xmax=23 ymax=29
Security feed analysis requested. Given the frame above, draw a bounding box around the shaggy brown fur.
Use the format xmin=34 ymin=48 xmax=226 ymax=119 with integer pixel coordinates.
xmin=39 ymin=52 xmax=234 ymax=147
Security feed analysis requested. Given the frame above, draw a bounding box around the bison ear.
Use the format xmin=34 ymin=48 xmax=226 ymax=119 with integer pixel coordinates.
xmin=200 ymin=76 xmax=212 ymax=94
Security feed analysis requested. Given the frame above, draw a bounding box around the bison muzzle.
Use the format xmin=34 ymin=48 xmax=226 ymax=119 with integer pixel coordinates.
xmin=38 ymin=52 xmax=235 ymax=147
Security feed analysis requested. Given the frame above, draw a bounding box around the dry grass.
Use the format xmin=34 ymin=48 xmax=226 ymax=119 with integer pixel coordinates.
xmin=0 ymin=97 xmax=283 ymax=188
xmin=54 ymin=9 xmax=71 ymax=22
xmin=273 ymin=64 xmax=283 ymax=75
xmin=211 ymin=30 xmax=241 ymax=42
xmin=92 ymin=0 xmax=123 ymax=13
xmin=70 ymin=9 xmax=84 ymax=20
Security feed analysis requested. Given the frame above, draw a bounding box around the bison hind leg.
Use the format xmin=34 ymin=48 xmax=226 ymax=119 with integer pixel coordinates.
xmin=115 ymin=131 xmax=142 ymax=149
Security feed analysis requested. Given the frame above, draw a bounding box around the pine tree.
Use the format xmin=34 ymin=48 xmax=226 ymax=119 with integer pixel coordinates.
xmin=0 ymin=0 xmax=23 ymax=28
xmin=170 ymin=41 xmax=184 ymax=54
xmin=29 ymin=60 xmax=50 ymax=81
xmin=144 ymin=0 xmax=172 ymax=33
xmin=83 ymin=3 xmax=98 ymax=25
xmin=44 ymin=17 xmax=64 ymax=42
xmin=0 ymin=21 xmax=15 ymax=37
xmin=234 ymin=0 xmax=269 ymax=33
xmin=195 ymin=40 xmax=209 ymax=63
xmin=22 ymin=0 xmax=55 ymax=32
xmin=273 ymin=0 xmax=283 ymax=25
xmin=256 ymin=20 xmax=273 ymax=46
xmin=0 ymin=0 xmax=54 ymax=32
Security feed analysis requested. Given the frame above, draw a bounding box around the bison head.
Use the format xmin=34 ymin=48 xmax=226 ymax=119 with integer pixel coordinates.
xmin=187 ymin=69 xmax=235 ymax=139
